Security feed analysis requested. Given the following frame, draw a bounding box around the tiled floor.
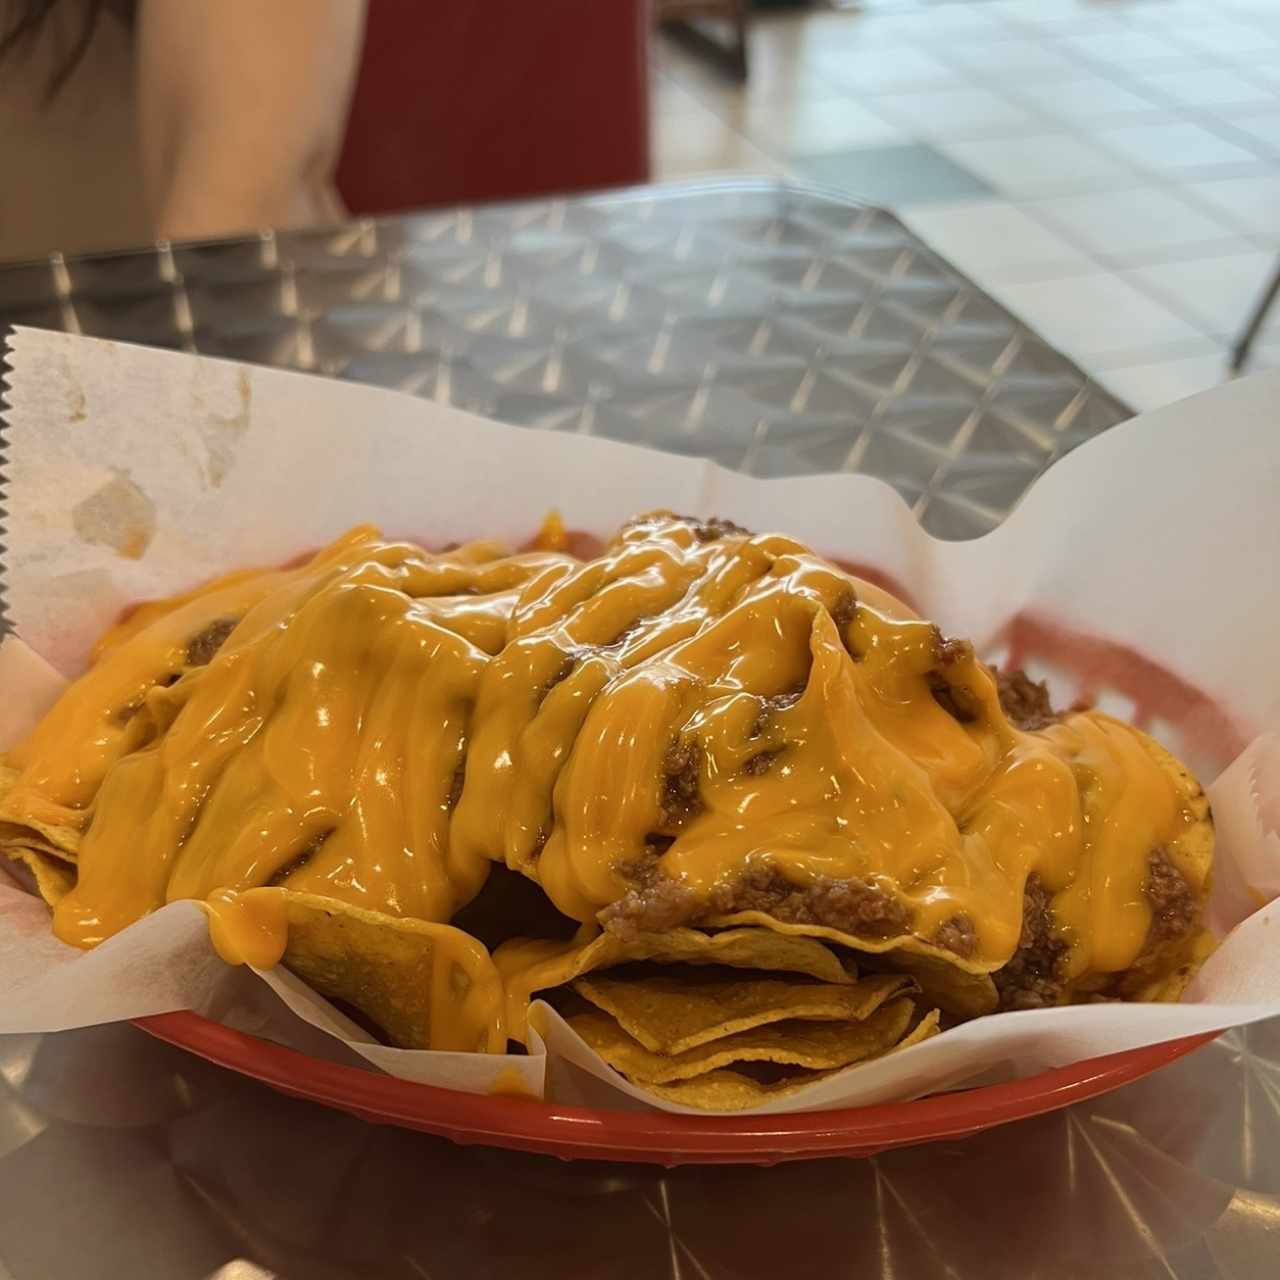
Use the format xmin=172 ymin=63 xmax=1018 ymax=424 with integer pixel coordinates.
xmin=653 ymin=0 xmax=1280 ymax=411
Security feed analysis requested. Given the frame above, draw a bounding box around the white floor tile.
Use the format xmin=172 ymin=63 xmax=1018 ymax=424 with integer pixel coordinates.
xmin=1121 ymin=248 xmax=1276 ymax=335
xmin=936 ymin=38 xmax=1090 ymax=82
xmin=990 ymin=273 xmax=1207 ymax=360
xmin=864 ymin=87 xmax=1043 ymax=141
xmin=1008 ymin=75 xmax=1170 ymax=125
xmin=845 ymin=6 xmax=1013 ymax=43
xmin=654 ymin=113 xmax=782 ymax=180
xmin=935 ymin=133 xmax=1133 ymax=197
xmin=1095 ymin=351 xmax=1231 ymax=412
xmin=983 ymin=2 xmax=1138 ymax=35
xmin=1166 ymin=20 xmax=1280 ymax=59
xmin=1062 ymin=30 xmax=1199 ymax=72
xmin=1216 ymin=109 xmax=1280 ymax=157
xmin=901 ymin=200 xmax=1099 ymax=282
xmin=1025 ymin=185 xmax=1242 ymax=260
xmin=652 ymin=77 xmax=712 ymax=120
xmin=1181 ymin=173 xmax=1280 ymax=238
xmin=813 ymin=45 xmax=971 ymax=94
xmin=1243 ymin=53 xmax=1280 ymax=89
xmin=1122 ymin=0 xmax=1255 ymax=24
xmin=1134 ymin=67 xmax=1280 ymax=110
xmin=1092 ymin=119 xmax=1266 ymax=174
xmin=727 ymin=96 xmax=907 ymax=156
xmin=1231 ymin=0 xmax=1280 ymax=16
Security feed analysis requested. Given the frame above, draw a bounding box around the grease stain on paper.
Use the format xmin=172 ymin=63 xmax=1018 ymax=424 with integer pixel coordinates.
xmin=62 ymin=354 xmax=87 ymax=423
xmin=196 ymin=369 xmax=252 ymax=487
xmin=71 ymin=470 xmax=156 ymax=559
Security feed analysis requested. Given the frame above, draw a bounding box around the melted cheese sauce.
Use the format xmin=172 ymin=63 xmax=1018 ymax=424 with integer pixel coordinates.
xmin=0 ymin=514 xmax=1200 ymax=1008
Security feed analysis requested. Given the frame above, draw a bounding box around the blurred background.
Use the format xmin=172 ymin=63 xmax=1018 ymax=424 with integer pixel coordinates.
xmin=3 ymin=0 xmax=1280 ymax=415
xmin=653 ymin=0 xmax=1280 ymax=410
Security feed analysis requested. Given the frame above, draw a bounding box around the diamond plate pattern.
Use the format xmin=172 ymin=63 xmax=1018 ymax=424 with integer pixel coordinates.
xmin=0 ymin=180 xmax=1128 ymax=539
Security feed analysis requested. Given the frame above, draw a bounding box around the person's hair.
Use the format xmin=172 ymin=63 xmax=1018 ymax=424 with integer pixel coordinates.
xmin=0 ymin=0 xmax=110 ymax=99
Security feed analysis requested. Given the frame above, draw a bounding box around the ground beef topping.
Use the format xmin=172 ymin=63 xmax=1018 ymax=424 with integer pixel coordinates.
xmin=658 ymin=740 xmax=704 ymax=829
xmin=929 ymin=634 xmax=982 ymax=723
xmin=688 ymin=516 xmax=751 ymax=543
xmin=750 ymin=685 xmax=806 ymax=737
xmin=741 ymin=748 xmax=783 ymax=776
xmin=929 ymin=673 xmax=977 ymax=724
xmin=601 ymin=863 xmax=912 ymax=941
xmin=712 ymin=867 xmax=913 ymax=938
xmin=993 ymin=874 xmax=1068 ymax=1011
xmin=599 ymin=874 xmax=700 ymax=940
xmin=936 ymin=634 xmax=972 ymax=665
xmin=627 ymin=513 xmax=750 ymax=543
xmin=829 ymin=589 xmax=859 ymax=656
xmin=185 ymin=617 xmax=239 ymax=667
xmin=933 ymin=914 xmax=977 ymax=959
xmin=995 ymin=668 xmax=1059 ymax=732
xmin=1143 ymin=848 xmax=1198 ymax=945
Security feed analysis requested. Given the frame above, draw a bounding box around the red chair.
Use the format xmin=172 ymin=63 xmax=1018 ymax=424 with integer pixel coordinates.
xmin=337 ymin=0 xmax=652 ymax=216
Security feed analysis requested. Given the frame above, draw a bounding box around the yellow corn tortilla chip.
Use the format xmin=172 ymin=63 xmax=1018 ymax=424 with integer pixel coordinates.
xmin=570 ymin=996 xmax=917 ymax=1086
xmin=892 ymin=1008 xmax=942 ymax=1052
xmin=0 ymin=828 xmax=76 ymax=868
xmin=703 ymin=909 xmax=997 ymax=976
xmin=494 ymin=925 xmax=856 ymax=1043
xmin=1133 ymin=729 xmax=1214 ymax=893
xmin=1 ymin=843 xmax=76 ymax=906
xmin=277 ymin=891 xmax=505 ymax=1054
xmin=0 ymin=818 xmax=82 ymax=862
xmin=887 ymin=952 xmax=998 ymax=1019
xmin=1111 ymin=927 xmax=1217 ymax=1004
xmin=641 ymin=1067 xmax=840 ymax=1111
xmin=574 ymin=971 xmax=915 ymax=1055
xmin=0 ymin=761 xmax=84 ymax=859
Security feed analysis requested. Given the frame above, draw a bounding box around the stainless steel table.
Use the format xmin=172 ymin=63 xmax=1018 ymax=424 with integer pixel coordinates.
xmin=2 ymin=180 xmax=1275 ymax=1278
xmin=0 ymin=178 xmax=1126 ymax=539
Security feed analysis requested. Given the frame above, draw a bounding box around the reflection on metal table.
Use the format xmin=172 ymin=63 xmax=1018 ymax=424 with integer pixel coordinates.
xmin=2 ymin=179 xmax=1275 ymax=1278
xmin=0 ymin=178 xmax=1127 ymax=538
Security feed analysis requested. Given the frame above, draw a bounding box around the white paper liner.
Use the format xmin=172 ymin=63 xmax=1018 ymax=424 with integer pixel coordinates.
xmin=0 ymin=326 xmax=1276 ymax=1116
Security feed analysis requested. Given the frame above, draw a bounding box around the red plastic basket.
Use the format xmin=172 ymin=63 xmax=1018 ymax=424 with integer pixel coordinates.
xmin=135 ymin=1011 xmax=1217 ymax=1165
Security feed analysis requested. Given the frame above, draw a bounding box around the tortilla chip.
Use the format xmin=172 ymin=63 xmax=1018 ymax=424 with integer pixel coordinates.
xmin=574 ymin=971 xmax=915 ymax=1055
xmin=887 ymin=952 xmax=998 ymax=1019
xmin=892 ymin=1007 xmax=942 ymax=1052
xmin=0 ymin=817 xmax=82 ymax=861
xmin=494 ymin=925 xmax=856 ymax=1042
xmin=278 ymin=892 xmax=505 ymax=1053
xmin=641 ymin=1067 xmax=840 ymax=1111
xmin=570 ymin=996 xmax=917 ymax=1086
xmin=1 ymin=843 xmax=76 ymax=906
xmin=1135 ymin=728 xmax=1215 ymax=892
xmin=1113 ymin=927 xmax=1217 ymax=1004
xmin=703 ymin=909 xmax=997 ymax=976
xmin=0 ymin=762 xmax=85 ymax=859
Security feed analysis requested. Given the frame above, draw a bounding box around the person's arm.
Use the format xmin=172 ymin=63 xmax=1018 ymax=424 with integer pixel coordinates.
xmin=135 ymin=0 xmax=367 ymax=242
